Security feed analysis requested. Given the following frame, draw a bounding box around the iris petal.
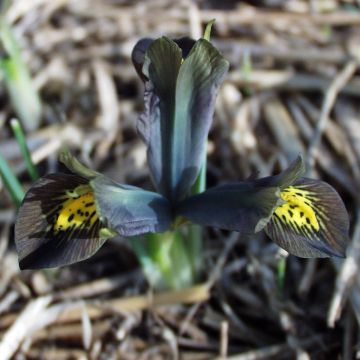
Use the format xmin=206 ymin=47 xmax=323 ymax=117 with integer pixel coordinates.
xmin=91 ymin=176 xmax=172 ymax=237
xmin=265 ymin=178 xmax=349 ymax=258
xmin=15 ymin=174 xmax=109 ymax=269
xmin=138 ymin=36 xmax=229 ymax=202
xmin=15 ymin=151 xmax=173 ymax=269
xmin=176 ymin=183 xmax=282 ymax=235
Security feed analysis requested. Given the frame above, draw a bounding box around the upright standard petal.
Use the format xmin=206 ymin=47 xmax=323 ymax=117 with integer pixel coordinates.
xmin=15 ymin=174 xmax=110 ymax=269
xmin=132 ymin=37 xmax=195 ymax=82
xmin=138 ymin=37 xmax=229 ymax=202
xmin=265 ymin=178 xmax=349 ymax=258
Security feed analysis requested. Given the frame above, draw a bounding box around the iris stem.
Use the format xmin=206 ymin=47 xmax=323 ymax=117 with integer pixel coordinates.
xmin=187 ymin=151 xmax=207 ymax=282
xmin=130 ymin=152 xmax=207 ymax=291
xmin=130 ymin=231 xmax=194 ymax=291
xmin=10 ymin=118 xmax=39 ymax=181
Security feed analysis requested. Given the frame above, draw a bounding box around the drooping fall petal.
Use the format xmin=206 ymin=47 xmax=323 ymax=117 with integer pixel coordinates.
xmin=15 ymin=151 xmax=173 ymax=269
xmin=177 ymin=156 xmax=349 ymax=258
xmin=176 ymin=156 xmax=305 ymax=234
xmin=176 ymin=182 xmax=282 ymax=235
xmin=265 ymin=178 xmax=349 ymax=258
xmin=90 ymin=176 xmax=172 ymax=237
xmin=15 ymin=174 xmax=109 ymax=269
xmin=61 ymin=151 xmax=172 ymax=236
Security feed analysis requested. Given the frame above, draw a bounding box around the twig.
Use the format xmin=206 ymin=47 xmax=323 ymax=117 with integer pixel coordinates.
xmin=228 ymin=70 xmax=360 ymax=97
xmin=219 ymin=321 xmax=228 ymax=360
xmin=298 ymin=259 xmax=317 ymax=297
xmin=0 ymin=296 xmax=54 ymax=360
xmin=343 ymin=307 xmax=355 ymax=360
xmin=328 ymin=207 xmax=360 ymax=327
xmin=207 ymin=232 xmax=240 ymax=288
xmin=306 ymin=60 xmax=358 ymax=174
xmin=180 ymin=233 xmax=239 ymax=337
xmin=53 ymin=271 xmax=139 ymax=301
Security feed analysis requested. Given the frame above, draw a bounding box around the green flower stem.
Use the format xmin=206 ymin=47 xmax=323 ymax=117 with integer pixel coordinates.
xmin=130 ymin=158 xmax=207 ymax=291
xmin=130 ymin=231 xmax=195 ymax=291
xmin=0 ymin=151 xmax=25 ymax=206
xmin=186 ymin=224 xmax=203 ymax=283
xmin=187 ymin=154 xmax=207 ymax=282
xmin=10 ymin=119 xmax=39 ymax=181
xmin=0 ymin=18 xmax=42 ymax=132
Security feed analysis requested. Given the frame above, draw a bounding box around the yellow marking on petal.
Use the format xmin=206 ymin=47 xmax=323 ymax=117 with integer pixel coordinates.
xmin=53 ymin=192 xmax=98 ymax=233
xmin=274 ymin=186 xmax=319 ymax=232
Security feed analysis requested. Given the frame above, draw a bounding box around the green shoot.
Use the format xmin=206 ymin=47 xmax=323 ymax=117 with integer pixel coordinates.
xmin=130 ymin=231 xmax=194 ymax=291
xmin=0 ymin=18 xmax=42 ymax=132
xmin=203 ymin=19 xmax=215 ymax=41
xmin=277 ymin=255 xmax=287 ymax=297
xmin=10 ymin=118 xmax=39 ymax=181
xmin=0 ymin=151 xmax=25 ymax=206
xmin=241 ymin=50 xmax=253 ymax=96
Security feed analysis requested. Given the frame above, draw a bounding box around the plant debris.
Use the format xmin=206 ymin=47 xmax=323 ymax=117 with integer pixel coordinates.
xmin=1 ymin=0 xmax=360 ymax=359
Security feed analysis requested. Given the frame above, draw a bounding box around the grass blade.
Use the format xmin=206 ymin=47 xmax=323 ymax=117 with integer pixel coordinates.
xmin=0 ymin=151 xmax=24 ymax=206
xmin=10 ymin=118 xmax=39 ymax=181
xmin=0 ymin=18 xmax=42 ymax=132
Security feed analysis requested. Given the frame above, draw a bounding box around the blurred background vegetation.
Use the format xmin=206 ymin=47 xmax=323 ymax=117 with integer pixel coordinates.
xmin=1 ymin=0 xmax=360 ymax=359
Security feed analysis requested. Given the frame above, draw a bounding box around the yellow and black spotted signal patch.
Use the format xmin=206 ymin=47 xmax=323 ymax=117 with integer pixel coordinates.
xmin=266 ymin=178 xmax=349 ymax=258
xmin=15 ymin=173 xmax=107 ymax=269
xmin=53 ymin=192 xmax=98 ymax=233
xmin=273 ymin=186 xmax=320 ymax=235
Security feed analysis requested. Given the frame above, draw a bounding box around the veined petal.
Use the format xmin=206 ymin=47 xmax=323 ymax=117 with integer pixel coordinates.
xmin=132 ymin=37 xmax=196 ymax=82
xmin=265 ymin=178 xmax=349 ymax=258
xmin=132 ymin=38 xmax=153 ymax=81
xmin=15 ymin=174 xmax=111 ymax=269
xmin=91 ymin=176 xmax=172 ymax=237
xmin=176 ymin=182 xmax=282 ymax=235
xmin=15 ymin=169 xmax=173 ymax=269
xmin=138 ymin=36 xmax=229 ymax=202
xmin=176 ymin=158 xmax=307 ymax=234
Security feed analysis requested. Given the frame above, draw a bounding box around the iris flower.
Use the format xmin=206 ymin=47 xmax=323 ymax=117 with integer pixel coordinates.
xmin=15 ymin=31 xmax=349 ymax=270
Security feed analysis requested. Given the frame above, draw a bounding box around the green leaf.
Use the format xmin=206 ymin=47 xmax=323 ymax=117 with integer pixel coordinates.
xmin=0 ymin=19 xmax=42 ymax=132
xmin=203 ymin=19 xmax=215 ymax=41
xmin=138 ymin=37 xmax=229 ymax=202
xmin=10 ymin=118 xmax=39 ymax=181
xmin=265 ymin=178 xmax=349 ymax=258
xmin=0 ymin=150 xmax=25 ymax=206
